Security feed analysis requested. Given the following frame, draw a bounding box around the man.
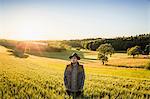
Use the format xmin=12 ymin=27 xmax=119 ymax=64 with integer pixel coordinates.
xmin=64 ymin=53 xmax=85 ymax=98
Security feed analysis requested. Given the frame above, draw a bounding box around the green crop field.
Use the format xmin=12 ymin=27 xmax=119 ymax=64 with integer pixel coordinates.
xmin=0 ymin=45 xmax=150 ymax=99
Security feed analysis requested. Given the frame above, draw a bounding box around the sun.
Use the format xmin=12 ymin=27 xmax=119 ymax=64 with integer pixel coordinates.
xmin=8 ymin=18 xmax=49 ymax=40
xmin=13 ymin=26 xmax=48 ymax=40
xmin=18 ymin=33 xmax=41 ymax=40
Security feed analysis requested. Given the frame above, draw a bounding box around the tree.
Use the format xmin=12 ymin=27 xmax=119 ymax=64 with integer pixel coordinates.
xmin=143 ymin=44 xmax=150 ymax=55
xmin=97 ymin=53 xmax=108 ymax=65
xmin=97 ymin=43 xmax=114 ymax=56
xmin=127 ymin=46 xmax=141 ymax=58
xmin=97 ymin=43 xmax=114 ymax=65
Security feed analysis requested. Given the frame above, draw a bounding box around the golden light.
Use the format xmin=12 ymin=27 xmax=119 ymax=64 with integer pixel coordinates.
xmin=16 ymin=32 xmax=44 ymax=40
xmin=2 ymin=12 xmax=51 ymax=40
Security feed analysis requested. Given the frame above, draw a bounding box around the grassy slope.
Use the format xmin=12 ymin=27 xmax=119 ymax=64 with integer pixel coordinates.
xmin=0 ymin=46 xmax=150 ymax=98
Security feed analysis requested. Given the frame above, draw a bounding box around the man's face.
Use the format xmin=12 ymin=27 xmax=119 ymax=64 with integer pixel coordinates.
xmin=71 ymin=56 xmax=78 ymax=64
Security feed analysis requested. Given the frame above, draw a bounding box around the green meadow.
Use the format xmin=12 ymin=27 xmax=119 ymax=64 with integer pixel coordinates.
xmin=0 ymin=45 xmax=150 ymax=99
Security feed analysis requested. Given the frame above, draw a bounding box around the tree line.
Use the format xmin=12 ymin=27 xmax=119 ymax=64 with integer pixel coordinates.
xmin=63 ymin=33 xmax=150 ymax=52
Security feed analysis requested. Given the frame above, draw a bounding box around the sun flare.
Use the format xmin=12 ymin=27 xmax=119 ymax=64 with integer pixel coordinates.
xmin=16 ymin=32 xmax=44 ymax=40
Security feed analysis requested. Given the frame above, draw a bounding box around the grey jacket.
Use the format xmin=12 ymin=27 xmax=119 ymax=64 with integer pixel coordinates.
xmin=64 ymin=62 xmax=85 ymax=91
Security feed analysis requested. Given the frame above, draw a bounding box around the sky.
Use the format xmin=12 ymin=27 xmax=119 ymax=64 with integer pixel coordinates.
xmin=0 ymin=0 xmax=149 ymax=40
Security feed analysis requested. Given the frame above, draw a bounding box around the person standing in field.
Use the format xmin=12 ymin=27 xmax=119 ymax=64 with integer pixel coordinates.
xmin=64 ymin=53 xmax=85 ymax=98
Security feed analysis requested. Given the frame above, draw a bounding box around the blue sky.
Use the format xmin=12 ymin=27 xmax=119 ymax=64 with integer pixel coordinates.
xmin=0 ymin=0 xmax=149 ymax=40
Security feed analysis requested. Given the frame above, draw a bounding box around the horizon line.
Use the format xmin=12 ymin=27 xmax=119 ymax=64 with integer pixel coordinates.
xmin=0 ymin=33 xmax=149 ymax=41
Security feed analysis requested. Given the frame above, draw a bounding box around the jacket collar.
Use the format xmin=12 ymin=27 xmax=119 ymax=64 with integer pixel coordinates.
xmin=71 ymin=62 xmax=79 ymax=66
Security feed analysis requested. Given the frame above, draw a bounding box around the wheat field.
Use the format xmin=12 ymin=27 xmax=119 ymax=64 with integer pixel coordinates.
xmin=0 ymin=46 xmax=150 ymax=99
